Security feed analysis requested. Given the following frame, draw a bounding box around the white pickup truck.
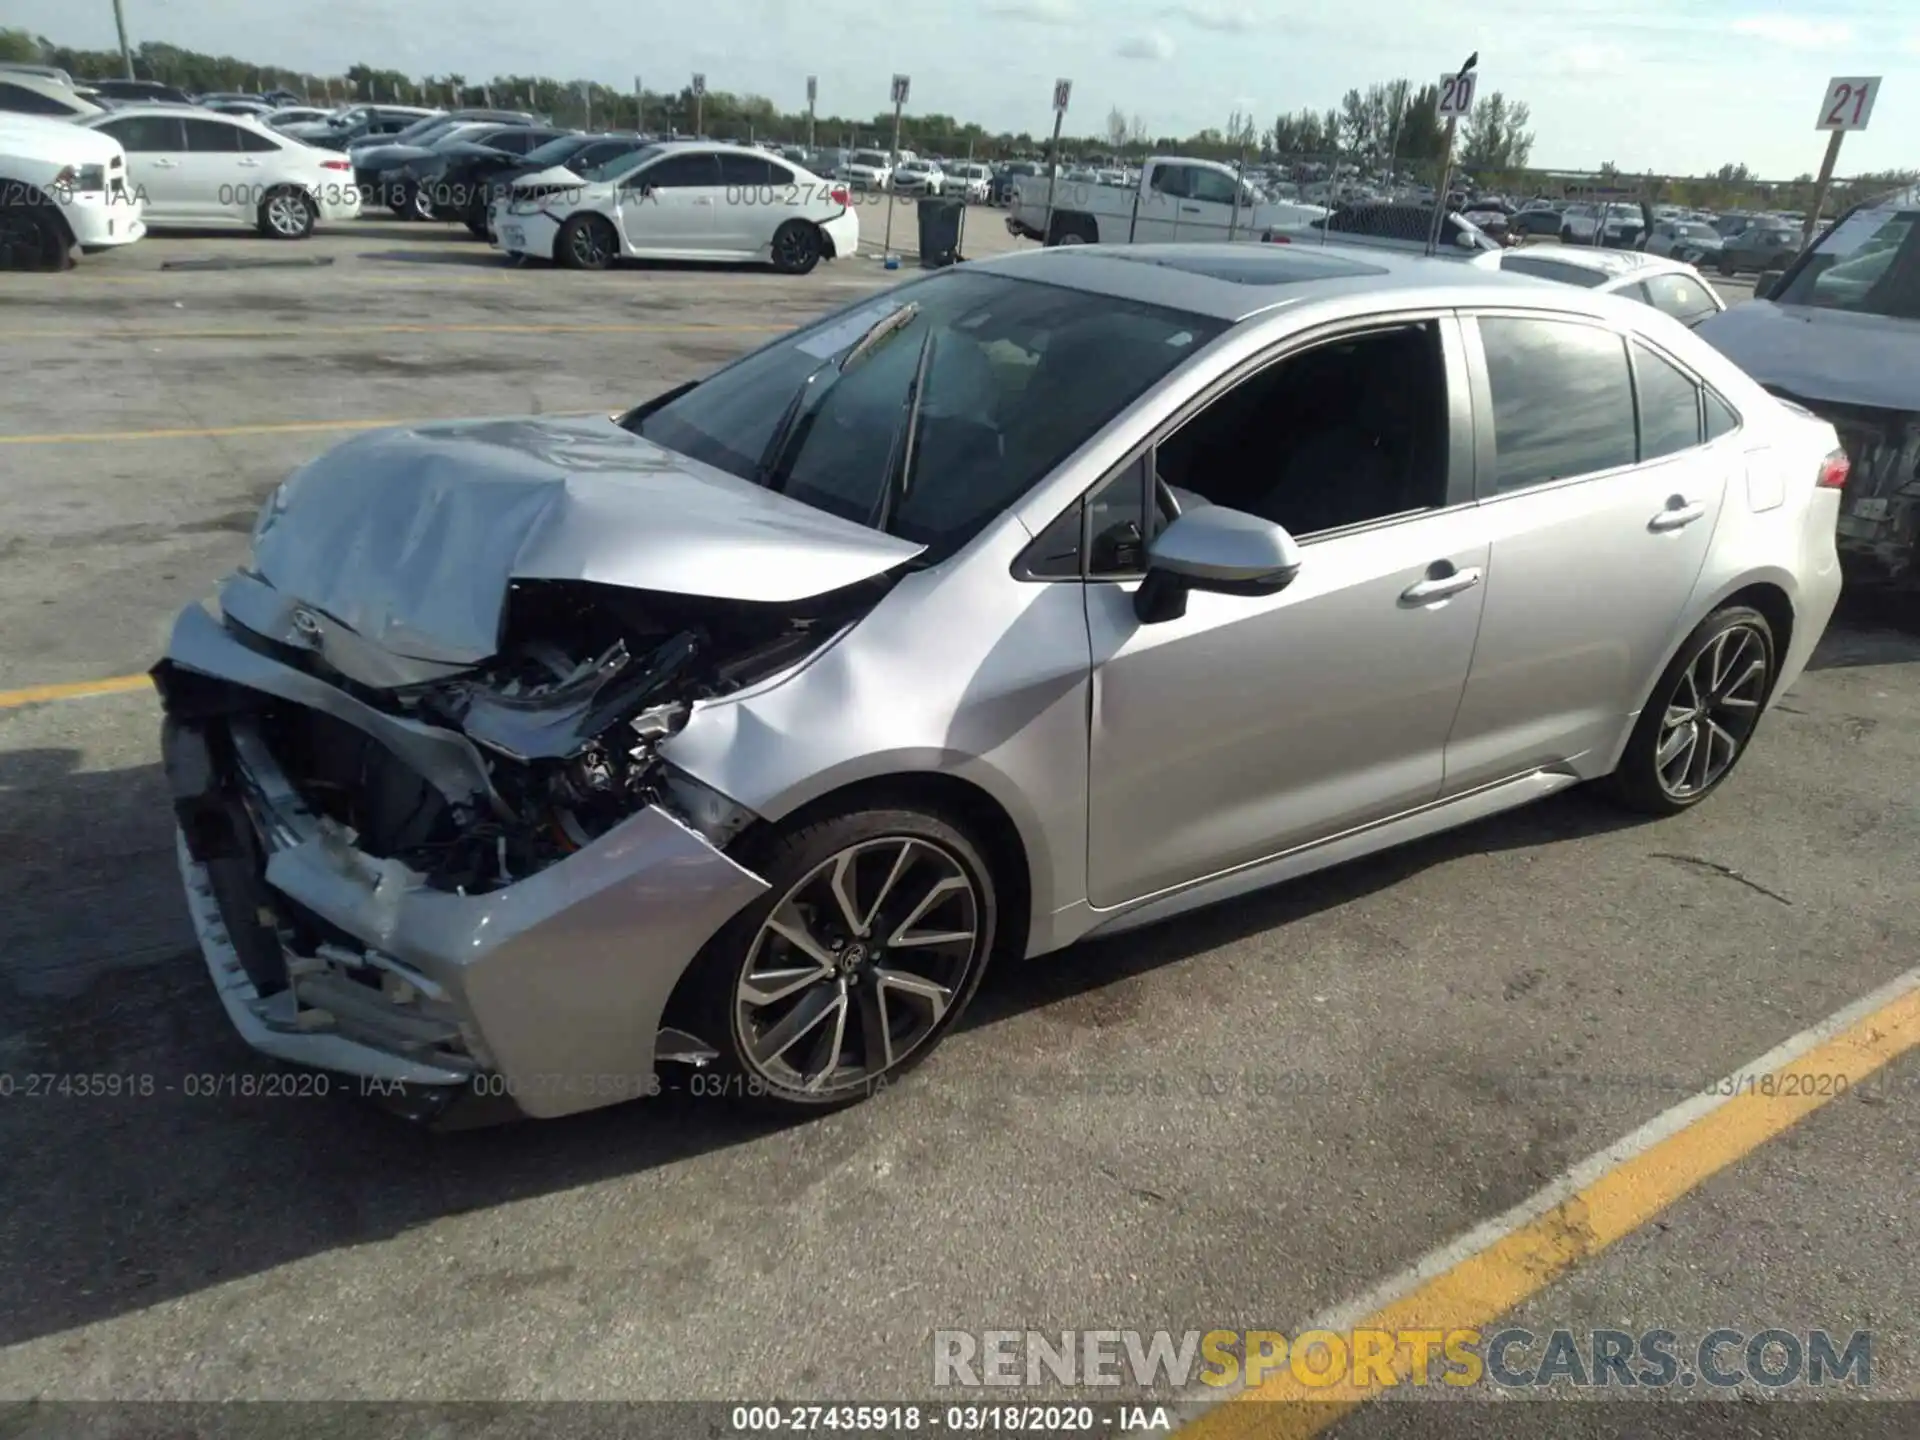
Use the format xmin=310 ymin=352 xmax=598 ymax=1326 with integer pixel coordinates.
xmin=1006 ymin=155 xmax=1326 ymax=247
xmin=0 ymin=113 xmax=146 ymax=270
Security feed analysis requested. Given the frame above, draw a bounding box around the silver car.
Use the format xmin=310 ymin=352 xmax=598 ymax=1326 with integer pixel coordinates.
xmin=155 ymin=244 xmax=1846 ymax=1124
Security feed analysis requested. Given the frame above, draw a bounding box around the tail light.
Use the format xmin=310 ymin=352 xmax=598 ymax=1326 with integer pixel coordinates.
xmin=1260 ymin=230 xmax=1290 ymax=244
xmin=320 ymin=158 xmax=351 ymax=171
xmin=830 ymin=185 xmax=850 ymax=207
xmin=1816 ymin=449 xmax=1850 ymax=491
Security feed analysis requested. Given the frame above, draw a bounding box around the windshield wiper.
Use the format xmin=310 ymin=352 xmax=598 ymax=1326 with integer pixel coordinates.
xmin=750 ymin=302 xmax=921 ymax=493
xmin=869 ymin=328 xmax=937 ymax=534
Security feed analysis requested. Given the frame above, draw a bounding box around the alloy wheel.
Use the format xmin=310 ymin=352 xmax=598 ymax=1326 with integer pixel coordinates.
xmin=774 ymin=224 xmax=816 ymax=270
xmin=734 ymin=837 xmax=983 ymax=1098
xmin=569 ymin=220 xmax=610 ymax=267
xmin=266 ymin=193 xmax=310 ymax=237
xmin=1654 ymin=622 xmax=1769 ymax=800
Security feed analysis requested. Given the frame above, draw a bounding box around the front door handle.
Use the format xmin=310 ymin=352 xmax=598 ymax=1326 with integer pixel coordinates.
xmin=1649 ymin=499 xmax=1707 ymax=531
xmin=1400 ymin=567 xmax=1483 ymax=605
xmin=151 ymin=159 xmax=180 ymax=168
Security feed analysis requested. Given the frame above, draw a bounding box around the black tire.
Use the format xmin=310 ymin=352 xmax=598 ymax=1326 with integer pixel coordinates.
xmin=464 ymin=192 xmax=492 ymax=239
xmin=256 ymin=186 xmax=316 ymax=240
xmin=557 ymin=211 xmax=617 ymax=270
xmin=1716 ymin=255 xmax=1735 ymax=276
xmin=1046 ymin=213 xmax=1095 ymax=246
xmin=1559 ymin=226 xmax=1574 ymax=243
xmin=1599 ymin=605 xmax=1777 ymax=817
xmin=769 ymin=218 xmax=822 ymax=275
xmin=679 ymin=804 xmax=999 ymax=1114
xmin=0 ymin=192 xmax=71 ymax=271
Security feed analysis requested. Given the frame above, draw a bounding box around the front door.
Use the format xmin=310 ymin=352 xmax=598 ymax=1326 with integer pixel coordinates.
xmin=1443 ymin=315 xmax=1731 ymax=792
xmin=1082 ymin=316 xmax=1487 ymax=908
xmin=95 ymin=114 xmax=191 ymax=223
xmin=618 ymin=149 xmax=721 ymax=255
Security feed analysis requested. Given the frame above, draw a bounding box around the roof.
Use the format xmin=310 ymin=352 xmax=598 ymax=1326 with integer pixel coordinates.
xmin=971 ymin=242 xmax=1624 ymax=324
xmin=1499 ymin=246 xmax=1666 ymax=279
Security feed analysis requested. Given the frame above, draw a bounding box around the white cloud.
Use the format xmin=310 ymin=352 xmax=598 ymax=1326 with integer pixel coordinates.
xmin=1116 ymin=31 xmax=1176 ymax=60
xmin=1160 ymin=2 xmax=1259 ymax=32
xmin=1731 ymin=15 xmax=1854 ymax=48
xmin=982 ymin=0 xmax=1080 ymax=22
xmin=1544 ymin=41 xmax=1630 ymax=76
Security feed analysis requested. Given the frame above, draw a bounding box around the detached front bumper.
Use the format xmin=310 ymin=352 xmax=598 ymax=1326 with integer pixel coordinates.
xmin=156 ymin=603 xmax=769 ymax=1122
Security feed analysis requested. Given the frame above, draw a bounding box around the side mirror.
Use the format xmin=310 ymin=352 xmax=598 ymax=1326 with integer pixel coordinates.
xmin=1134 ymin=505 xmax=1302 ymax=625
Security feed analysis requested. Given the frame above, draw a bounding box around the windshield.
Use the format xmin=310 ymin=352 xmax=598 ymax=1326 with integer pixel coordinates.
xmin=631 ymin=270 xmax=1226 ymax=555
xmin=389 ymin=117 xmax=450 ymax=144
xmin=519 ymin=134 xmax=591 ymax=168
xmin=1771 ymin=201 xmax=1920 ymax=320
xmin=581 ymin=143 xmax=663 ymax=183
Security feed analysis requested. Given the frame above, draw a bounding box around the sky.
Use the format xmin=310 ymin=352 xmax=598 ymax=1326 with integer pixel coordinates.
xmin=15 ymin=0 xmax=1919 ymax=178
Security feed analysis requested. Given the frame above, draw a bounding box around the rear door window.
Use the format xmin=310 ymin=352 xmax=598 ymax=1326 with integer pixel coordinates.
xmin=1477 ymin=316 xmax=1638 ymax=492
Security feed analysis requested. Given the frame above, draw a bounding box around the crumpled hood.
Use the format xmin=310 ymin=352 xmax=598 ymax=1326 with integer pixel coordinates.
xmin=249 ymin=414 xmax=925 ymax=665
xmin=1695 ymin=301 xmax=1920 ymax=415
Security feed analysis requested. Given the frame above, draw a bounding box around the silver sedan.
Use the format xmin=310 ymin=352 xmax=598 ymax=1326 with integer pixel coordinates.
xmin=154 ymin=244 xmax=1846 ymax=1124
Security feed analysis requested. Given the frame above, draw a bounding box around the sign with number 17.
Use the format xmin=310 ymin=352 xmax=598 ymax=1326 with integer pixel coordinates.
xmin=1817 ymin=76 xmax=1880 ymax=131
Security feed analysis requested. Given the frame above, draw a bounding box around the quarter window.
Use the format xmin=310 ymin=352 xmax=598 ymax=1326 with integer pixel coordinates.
xmin=1478 ymin=317 xmax=1637 ymax=492
xmin=1632 ymin=342 xmax=1703 ymax=461
xmin=1705 ymin=392 xmax=1741 ymax=441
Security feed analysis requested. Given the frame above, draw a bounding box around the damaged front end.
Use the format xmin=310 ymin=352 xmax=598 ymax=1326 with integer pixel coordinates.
xmin=156 ymin=568 xmax=893 ymax=1123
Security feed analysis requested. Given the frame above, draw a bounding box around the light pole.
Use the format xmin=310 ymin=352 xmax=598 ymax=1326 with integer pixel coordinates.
xmin=111 ymin=0 xmax=135 ymax=80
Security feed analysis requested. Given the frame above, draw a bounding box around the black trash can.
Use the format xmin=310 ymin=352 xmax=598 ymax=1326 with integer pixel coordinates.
xmin=916 ymin=196 xmax=966 ymax=268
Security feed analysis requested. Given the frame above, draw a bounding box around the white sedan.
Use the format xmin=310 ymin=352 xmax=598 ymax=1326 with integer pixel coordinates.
xmin=1472 ymin=246 xmax=1727 ymax=328
xmin=79 ymin=105 xmax=361 ymax=238
xmin=492 ymin=141 xmax=859 ymax=275
xmin=945 ymin=162 xmax=993 ymax=203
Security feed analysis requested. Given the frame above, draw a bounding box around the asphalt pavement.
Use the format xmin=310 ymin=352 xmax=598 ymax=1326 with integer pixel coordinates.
xmin=0 ymin=218 xmax=1903 ymax=1427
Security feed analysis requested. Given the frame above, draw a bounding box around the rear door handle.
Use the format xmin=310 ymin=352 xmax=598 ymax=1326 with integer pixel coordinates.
xmin=1400 ymin=567 xmax=1483 ymax=605
xmin=1649 ymin=500 xmax=1707 ymax=531
xmin=1181 ymin=204 xmax=1202 ymax=214
xmin=694 ymin=196 xmax=714 ymax=205
xmin=152 ymin=159 xmax=180 ymax=168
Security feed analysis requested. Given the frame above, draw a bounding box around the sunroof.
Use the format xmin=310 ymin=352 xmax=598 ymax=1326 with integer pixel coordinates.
xmin=1104 ymin=249 xmax=1389 ymax=285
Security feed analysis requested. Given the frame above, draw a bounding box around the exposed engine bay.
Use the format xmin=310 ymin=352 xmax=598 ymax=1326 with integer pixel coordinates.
xmin=202 ymin=575 xmax=890 ymax=895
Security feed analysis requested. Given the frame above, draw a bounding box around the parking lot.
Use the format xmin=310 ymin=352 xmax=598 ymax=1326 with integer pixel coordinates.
xmin=0 ymin=218 xmax=1913 ymax=1423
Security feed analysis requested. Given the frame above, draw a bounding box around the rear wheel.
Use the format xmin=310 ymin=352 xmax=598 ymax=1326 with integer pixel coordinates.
xmin=1046 ymin=214 xmax=1095 ymax=246
xmin=681 ymin=806 xmax=998 ymax=1113
xmin=770 ymin=218 xmax=823 ymax=275
xmin=1600 ymin=605 xmax=1776 ymax=816
xmin=409 ymin=183 xmax=437 ymax=221
xmin=557 ymin=211 xmax=618 ymax=270
xmin=256 ymin=186 xmax=316 ymax=240
xmin=0 ymin=193 xmax=70 ymax=271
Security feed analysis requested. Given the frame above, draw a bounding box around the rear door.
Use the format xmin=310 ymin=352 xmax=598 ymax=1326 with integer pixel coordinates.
xmin=1443 ymin=313 xmax=1732 ymax=791
xmin=1129 ymin=162 xmax=1190 ymax=243
xmin=180 ymin=116 xmax=254 ymax=223
xmin=713 ymin=151 xmax=788 ymax=254
xmin=92 ymin=114 xmax=191 ymax=222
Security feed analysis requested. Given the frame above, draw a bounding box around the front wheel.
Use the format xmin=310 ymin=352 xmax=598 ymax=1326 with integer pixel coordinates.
xmin=1600 ymin=605 xmax=1777 ymax=816
xmin=0 ymin=195 xmax=71 ymax=271
xmin=557 ymin=211 xmax=618 ymax=270
xmin=257 ymin=187 xmax=316 ymax=239
xmin=681 ymin=806 xmax=998 ymax=1113
xmin=769 ymin=218 xmax=822 ymax=275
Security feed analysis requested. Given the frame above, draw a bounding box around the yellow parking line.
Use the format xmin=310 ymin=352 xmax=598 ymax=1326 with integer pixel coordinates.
xmin=0 ymin=417 xmax=429 ymax=445
xmin=1175 ymin=971 xmax=1920 ymax=1439
xmin=0 ymin=673 xmax=152 ymax=709
xmin=0 ymin=322 xmax=793 ymax=341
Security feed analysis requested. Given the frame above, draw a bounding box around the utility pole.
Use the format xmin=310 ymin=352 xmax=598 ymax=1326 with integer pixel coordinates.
xmin=691 ymin=74 xmax=705 ymax=138
xmin=807 ymin=76 xmax=817 ymax=149
xmin=111 ymin=0 xmax=135 ymax=80
xmin=1424 ymin=51 xmax=1478 ymax=257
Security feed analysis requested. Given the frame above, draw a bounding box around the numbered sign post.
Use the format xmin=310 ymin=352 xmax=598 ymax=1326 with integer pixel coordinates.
xmin=883 ymin=74 xmax=911 ymax=256
xmin=1043 ymin=77 xmax=1071 ymax=244
xmin=691 ymin=72 xmax=706 ymax=137
xmin=1804 ymin=77 xmax=1882 ymax=247
xmin=1424 ymin=55 xmax=1478 ymax=257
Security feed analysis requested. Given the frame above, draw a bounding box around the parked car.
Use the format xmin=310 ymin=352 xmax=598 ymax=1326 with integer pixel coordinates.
xmin=389 ymin=124 xmax=571 ymax=220
xmin=1714 ymin=223 xmax=1801 ymax=277
xmin=494 ymin=141 xmax=857 ymax=273
xmin=1264 ymin=201 xmax=1500 ymax=257
xmin=450 ymin=132 xmax=650 ymax=237
xmin=153 ymin=244 xmax=1844 ymax=1125
xmin=1012 ymin=155 xmax=1325 ymax=245
xmin=265 ymin=106 xmax=336 ymax=129
xmin=0 ymin=62 xmax=74 ymax=86
xmin=86 ymin=78 xmax=196 ymax=106
xmin=838 ymin=148 xmax=892 ymax=192
xmin=1507 ymin=206 xmax=1567 ymax=239
xmin=203 ymin=99 xmax=277 ymax=119
xmin=1697 ymin=186 xmax=1919 ymax=586
xmin=945 ymin=161 xmax=993 ymax=203
xmin=1643 ymin=218 xmax=1724 ymax=266
xmin=278 ymin=105 xmax=442 ymax=151
xmin=352 ymin=121 xmax=522 ymax=210
xmin=1472 ymin=247 xmax=1726 ymax=328
xmin=78 ymin=106 xmax=360 ymax=238
xmin=889 ymin=158 xmax=945 ymax=197
xmin=1559 ymin=201 xmax=1643 ymax=247
xmin=0 ymin=72 xmax=104 ymax=119
xmin=0 ymin=112 xmax=145 ymax=269
xmin=989 ymin=160 xmax=1043 ymax=206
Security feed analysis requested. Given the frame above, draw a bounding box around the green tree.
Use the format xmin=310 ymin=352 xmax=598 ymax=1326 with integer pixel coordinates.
xmin=0 ymin=27 xmax=41 ymax=63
